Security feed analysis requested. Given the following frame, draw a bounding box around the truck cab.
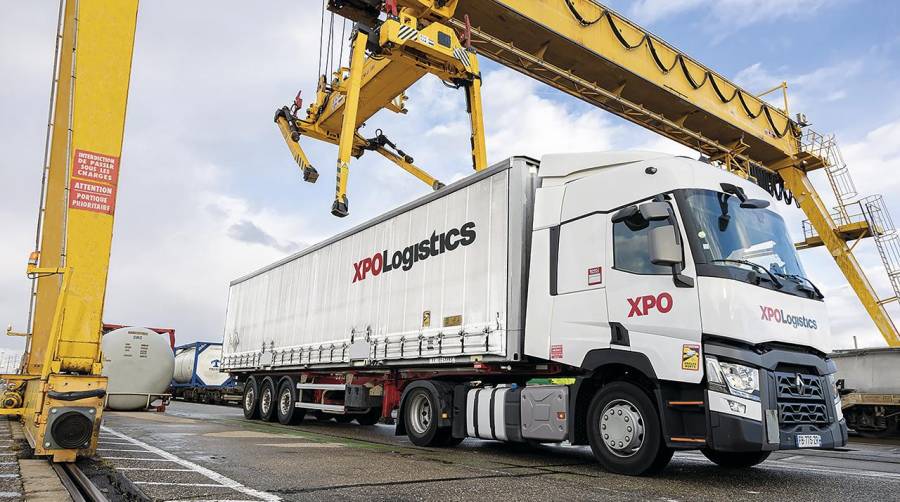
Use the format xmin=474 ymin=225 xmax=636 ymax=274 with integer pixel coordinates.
xmin=525 ymin=151 xmax=847 ymax=472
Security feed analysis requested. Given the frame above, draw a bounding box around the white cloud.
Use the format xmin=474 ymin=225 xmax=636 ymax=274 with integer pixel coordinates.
xmin=733 ymin=60 xmax=863 ymax=113
xmin=627 ymin=0 xmax=834 ymax=32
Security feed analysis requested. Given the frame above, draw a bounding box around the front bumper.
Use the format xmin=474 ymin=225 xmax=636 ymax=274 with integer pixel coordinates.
xmin=703 ymin=340 xmax=848 ymax=452
xmin=708 ymin=408 xmax=848 ymax=452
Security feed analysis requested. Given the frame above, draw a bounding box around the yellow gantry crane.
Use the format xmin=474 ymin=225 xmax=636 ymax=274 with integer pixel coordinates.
xmin=3 ymin=0 xmax=139 ymax=461
xmin=5 ymin=0 xmax=899 ymax=465
xmin=279 ymin=0 xmax=899 ymax=346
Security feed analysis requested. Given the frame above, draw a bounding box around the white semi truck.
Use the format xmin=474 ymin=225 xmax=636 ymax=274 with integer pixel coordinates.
xmin=220 ymin=152 xmax=847 ymax=475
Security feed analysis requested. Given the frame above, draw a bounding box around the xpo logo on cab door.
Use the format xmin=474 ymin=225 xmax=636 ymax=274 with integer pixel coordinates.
xmin=627 ymin=293 xmax=673 ymax=317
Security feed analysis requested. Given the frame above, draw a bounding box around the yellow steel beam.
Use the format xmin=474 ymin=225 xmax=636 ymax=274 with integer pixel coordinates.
xmin=7 ymin=0 xmax=139 ymax=461
xmin=333 ymin=30 xmax=369 ymax=217
xmin=463 ymin=50 xmax=488 ymax=171
xmin=452 ymin=0 xmax=804 ymax=170
xmin=780 ymin=167 xmax=899 ymax=346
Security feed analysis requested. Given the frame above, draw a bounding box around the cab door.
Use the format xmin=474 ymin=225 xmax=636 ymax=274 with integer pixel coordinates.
xmin=604 ymin=199 xmax=703 ymax=383
xmin=548 ymin=213 xmax=611 ymax=368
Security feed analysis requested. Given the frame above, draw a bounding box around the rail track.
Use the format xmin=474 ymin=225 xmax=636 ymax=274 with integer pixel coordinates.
xmin=52 ymin=462 xmax=109 ymax=502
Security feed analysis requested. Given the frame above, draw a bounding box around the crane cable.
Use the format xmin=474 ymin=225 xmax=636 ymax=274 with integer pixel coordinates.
xmin=317 ymin=0 xmax=327 ymax=77
xmin=561 ymin=0 xmax=795 ymax=140
xmin=749 ymin=166 xmax=798 ymax=206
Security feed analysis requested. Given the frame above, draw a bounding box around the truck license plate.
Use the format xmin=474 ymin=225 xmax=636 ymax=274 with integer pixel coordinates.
xmin=796 ymin=434 xmax=821 ymax=448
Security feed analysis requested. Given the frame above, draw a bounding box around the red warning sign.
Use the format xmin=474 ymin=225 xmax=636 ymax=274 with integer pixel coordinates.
xmin=550 ymin=344 xmax=564 ymax=359
xmin=67 ymin=149 xmax=119 ymax=215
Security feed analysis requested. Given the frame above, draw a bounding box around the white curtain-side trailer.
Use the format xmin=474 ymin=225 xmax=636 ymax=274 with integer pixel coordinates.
xmin=222 ymin=156 xmax=536 ymax=369
xmin=221 ymin=152 xmax=847 ymax=476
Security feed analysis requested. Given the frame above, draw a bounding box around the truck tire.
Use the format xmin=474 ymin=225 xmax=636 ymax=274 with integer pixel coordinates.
xmin=276 ymin=379 xmax=305 ymax=425
xmin=403 ymin=387 xmax=454 ymax=447
xmin=701 ymin=449 xmax=770 ymax=468
xmin=259 ymin=378 xmax=278 ymax=422
xmin=586 ymin=381 xmax=673 ymax=476
xmin=355 ymin=407 xmax=381 ymax=426
xmin=242 ymin=377 xmax=260 ymax=420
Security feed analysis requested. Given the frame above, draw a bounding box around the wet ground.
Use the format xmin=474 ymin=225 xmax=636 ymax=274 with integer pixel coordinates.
xmin=96 ymin=401 xmax=900 ymax=501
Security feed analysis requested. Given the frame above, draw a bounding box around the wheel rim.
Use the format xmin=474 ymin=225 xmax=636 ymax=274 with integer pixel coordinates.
xmin=279 ymin=389 xmax=292 ymax=416
xmin=600 ymin=399 xmax=645 ymax=458
xmin=244 ymin=386 xmax=256 ymax=411
xmin=408 ymin=393 xmax=433 ymax=435
xmin=261 ymin=387 xmax=272 ymax=415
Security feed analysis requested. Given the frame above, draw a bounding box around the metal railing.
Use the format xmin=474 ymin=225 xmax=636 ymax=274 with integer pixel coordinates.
xmin=800 ymin=128 xmax=900 ymax=303
xmin=801 ymin=194 xmax=900 ymax=302
xmin=802 ymin=129 xmax=858 ymax=220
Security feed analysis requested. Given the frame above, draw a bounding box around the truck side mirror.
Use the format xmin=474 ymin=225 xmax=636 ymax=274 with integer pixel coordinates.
xmin=639 ymin=201 xmax=671 ymax=221
xmin=648 ymin=224 xmax=682 ymax=266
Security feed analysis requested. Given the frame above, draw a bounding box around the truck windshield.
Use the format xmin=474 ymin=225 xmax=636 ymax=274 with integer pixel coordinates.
xmin=677 ymin=189 xmax=806 ymax=280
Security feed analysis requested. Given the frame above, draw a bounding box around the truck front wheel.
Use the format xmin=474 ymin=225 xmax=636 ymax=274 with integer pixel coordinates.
xmin=587 ymin=381 xmax=673 ymax=476
xmin=701 ymin=449 xmax=770 ymax=468
xmin=242 ymin=377 xmax=260 ymax=420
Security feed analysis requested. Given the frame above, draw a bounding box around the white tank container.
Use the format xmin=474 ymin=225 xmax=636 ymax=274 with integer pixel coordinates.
xmin=174 ymin=344 xmax=228 ymax=386
xmin=102 ymin=326 xmax=175 ymax=410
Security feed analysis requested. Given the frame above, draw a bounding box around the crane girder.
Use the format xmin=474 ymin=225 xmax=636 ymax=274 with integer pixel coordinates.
xmin=451 ymin=0 xmax=806 ymax=172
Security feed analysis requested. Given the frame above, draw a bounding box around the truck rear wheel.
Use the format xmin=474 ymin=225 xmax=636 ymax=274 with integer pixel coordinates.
xmin=403 ymin=387 xmax=453 ymax=447
xmin=277 ymin=379 xmax=305 ymax=425
xmin=701 ymin=449 xmax=770 ymax=468
xmin=587 ymin=381 xmax=673 ymax=476
xmin=259 ymin=378 xmax=278 ymax=422
xmin=242 ymin=377 xmax=260 ymax=420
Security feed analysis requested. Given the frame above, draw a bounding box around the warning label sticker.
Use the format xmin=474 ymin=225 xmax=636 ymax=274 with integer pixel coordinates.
xmin=550 ymin=344 xmax=564 ymax=360
xmin=68 ymin=149 xmax=119 ymax=215
xmin=682 ymin=344 xmax=700 ymax=371
xmin=588 ymin=266 xmax=603 ymax=285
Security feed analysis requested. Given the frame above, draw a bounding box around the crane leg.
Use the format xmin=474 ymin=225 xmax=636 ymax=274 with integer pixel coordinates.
xmin=463 ymin=51 xmax=488 ymax=171
xmin=374 ymin=146 xmax=445 ymax=190
xmin=333 ymin=29 xmax=369 ymax=217
xmin=274 ymin=108 xmax=318 ymax=183
xmin=780 ymin=166 xmax=900 ymax=346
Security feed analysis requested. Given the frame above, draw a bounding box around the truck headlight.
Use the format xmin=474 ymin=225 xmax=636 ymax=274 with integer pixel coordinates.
xmin=705 ymin=356 xmax=760 ymax=401
xmin=826 ymin=373 xmax=840 ymax=399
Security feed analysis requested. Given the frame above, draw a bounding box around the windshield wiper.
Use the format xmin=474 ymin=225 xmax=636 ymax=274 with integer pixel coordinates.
xmin=773 ymin=272 xmax=824 ymax=299
xmin=710 ymin=259 xmax=783 ymax=288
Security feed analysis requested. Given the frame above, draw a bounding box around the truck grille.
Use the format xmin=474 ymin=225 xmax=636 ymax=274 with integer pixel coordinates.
xmin=774 ymin=371 xmax=829 ymax=426
xmin=779 ymin=402 xmax=828 ymax=424
xmin=776 ymin=372 xmax=823 ymax=400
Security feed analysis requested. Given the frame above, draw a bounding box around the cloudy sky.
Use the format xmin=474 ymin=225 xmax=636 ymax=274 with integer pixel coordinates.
xmin=1 ymin=0 xmax=899 ymax=354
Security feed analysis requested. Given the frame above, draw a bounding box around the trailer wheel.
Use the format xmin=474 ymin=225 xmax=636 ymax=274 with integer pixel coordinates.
xmin=403 ymin=387 xmax=453 ymax=447
xmin=586 ymin=381 xmax=673 ymax=476
xmin=701 ymin=450 xmax=770 ymax=468
xmin=355 ymin=407 xmax=381 ymax=426
xmin=276 ymin=379 xmax=305 ymax=425
xmin=259 ymin=378 xmax=278 ymax=422
xmin=242 ymin=377 xmax=260 ymax=420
